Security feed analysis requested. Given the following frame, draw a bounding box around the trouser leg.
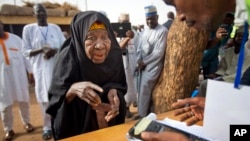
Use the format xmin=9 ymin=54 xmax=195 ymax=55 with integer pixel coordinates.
xmin=18 ymin=102 xmax=30 ymax=125
xmin=1 ymin=105 xmax=13 ymax=132
xmin=39 ymin=102 xmax=51 ymax=131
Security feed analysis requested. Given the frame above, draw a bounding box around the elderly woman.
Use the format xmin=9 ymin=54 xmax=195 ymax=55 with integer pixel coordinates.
xmin=46 ymin=11 xmax=127 ymax=140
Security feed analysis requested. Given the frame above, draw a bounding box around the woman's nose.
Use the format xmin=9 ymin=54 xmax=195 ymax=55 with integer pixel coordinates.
xmin=94 ymin=41 xmax=105 ymax=49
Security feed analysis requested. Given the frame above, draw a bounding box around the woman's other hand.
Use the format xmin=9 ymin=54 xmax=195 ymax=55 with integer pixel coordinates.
xmin=105 ymin=89 xmax=120 ymax=122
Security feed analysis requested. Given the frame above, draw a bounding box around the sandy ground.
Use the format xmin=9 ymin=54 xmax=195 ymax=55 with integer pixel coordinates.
xmin=0 ymin=87 xmax=53 ymax=141
xmin=0 ymin=87 xmax=137 ymax=141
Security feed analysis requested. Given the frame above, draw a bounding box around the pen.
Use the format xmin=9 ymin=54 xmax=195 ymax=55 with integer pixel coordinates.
xmin=191 ymin=89 xmax=199 ymax=98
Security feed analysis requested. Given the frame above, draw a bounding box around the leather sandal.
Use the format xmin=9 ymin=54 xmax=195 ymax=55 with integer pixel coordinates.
xmin=42 ymin=130 xmax=52 ymax=140
xmin=3 ymin=130 xmax=15 ymax=141
xmin=24 ymin=123 xmax=34 ymax=133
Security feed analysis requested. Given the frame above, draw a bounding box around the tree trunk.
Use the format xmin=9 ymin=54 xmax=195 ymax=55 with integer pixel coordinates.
xmin=152 ymin=18 xmax=209 ymax=113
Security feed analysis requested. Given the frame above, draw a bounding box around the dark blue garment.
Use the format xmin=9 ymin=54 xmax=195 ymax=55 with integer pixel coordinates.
xmin=220 ymin=24 xmax=232 ymax=46
xmin=240 ymin=66 xmax=250 ymax=86
xmin=163 ymin=19 xmax=173 ymax=30
xmin=201 ymin=43 xmax=220 ymax=77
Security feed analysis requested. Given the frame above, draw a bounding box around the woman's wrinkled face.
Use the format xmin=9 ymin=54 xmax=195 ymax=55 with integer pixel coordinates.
xmin=85 ymin=29 xmax=111 ymax=64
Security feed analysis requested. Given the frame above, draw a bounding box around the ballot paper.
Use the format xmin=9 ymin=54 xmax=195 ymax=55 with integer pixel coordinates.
xmin=159 ymin=118 xmax=217 ymax=141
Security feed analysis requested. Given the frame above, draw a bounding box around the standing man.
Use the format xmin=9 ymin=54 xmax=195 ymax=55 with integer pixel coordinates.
xmin=162 ymin=11 xmax=175 ymax=30
xmin=0 ymin=20 xmax=34 ymax=141
xmin=22 ymin=3 xmax=65 ymax=140
xmin=118 ymin=13 xmax=140 ymax=118
xmin=135 ymin=5 xmax=168 ymax=119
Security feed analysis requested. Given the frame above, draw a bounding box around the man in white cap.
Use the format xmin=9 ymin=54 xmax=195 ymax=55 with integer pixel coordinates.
xmin=135 ymin=5 xmax=168 ymax=119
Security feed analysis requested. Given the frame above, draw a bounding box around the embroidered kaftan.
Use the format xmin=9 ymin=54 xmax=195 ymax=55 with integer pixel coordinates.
xmin=0 ymin=33 xmax=32 ymax=110
xmin=136 ymin=25 xmax=167 ymax=116
xmin=22 ymin=23 xmax=65 ymax=102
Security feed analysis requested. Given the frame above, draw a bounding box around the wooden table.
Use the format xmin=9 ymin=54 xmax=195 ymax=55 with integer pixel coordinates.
xmin=60 ymin=110 xmax=202 ymax=141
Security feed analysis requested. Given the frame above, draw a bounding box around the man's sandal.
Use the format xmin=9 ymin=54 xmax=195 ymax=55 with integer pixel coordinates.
xmin=3 ymin=130 xmax=15 ymax=141
xmin=42 ymin=130 xmax=52 ymax=140
xmin=24 ymin=123 xmax=34 ymax=133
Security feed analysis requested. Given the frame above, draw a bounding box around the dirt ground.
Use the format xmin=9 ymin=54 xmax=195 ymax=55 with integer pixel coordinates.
xmin=0 ymin=87 xmax=137 ymax=141
xmin=0 ymin=87 xmax=53 ymax=141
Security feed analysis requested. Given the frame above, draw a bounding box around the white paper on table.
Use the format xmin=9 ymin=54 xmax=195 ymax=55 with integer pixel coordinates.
xmin=159 ymin=117 xmax=217 ymax=141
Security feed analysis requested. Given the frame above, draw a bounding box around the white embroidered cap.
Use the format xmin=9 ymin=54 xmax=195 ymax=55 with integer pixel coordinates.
xmin=144 ymin=5 xmax=157 ymax=17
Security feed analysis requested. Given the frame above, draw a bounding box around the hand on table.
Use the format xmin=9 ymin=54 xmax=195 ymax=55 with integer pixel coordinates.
xmin=171 ymin=97 xmax=205 ymax=126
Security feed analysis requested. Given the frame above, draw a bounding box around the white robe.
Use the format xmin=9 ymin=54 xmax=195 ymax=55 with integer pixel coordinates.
xmin=136 ymin=24 xmax=168 ymax=116
xmin=0 ymin=32 xmax=32 ymax=110
xmin=22 ymin=23 xmax=65 ymax=102
xmin=124 ymin=30 xmax=140 ymax=105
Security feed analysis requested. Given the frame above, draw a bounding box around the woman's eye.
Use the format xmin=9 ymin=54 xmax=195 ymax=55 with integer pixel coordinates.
xmin=86 ymin=36 xmax=96 ymax=41
xmin=102 ymin=35 xmax=109 ymax=40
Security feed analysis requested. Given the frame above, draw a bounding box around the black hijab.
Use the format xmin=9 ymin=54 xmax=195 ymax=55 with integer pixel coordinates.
xmin=46 ymin=11 xmax=127 ymax=139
